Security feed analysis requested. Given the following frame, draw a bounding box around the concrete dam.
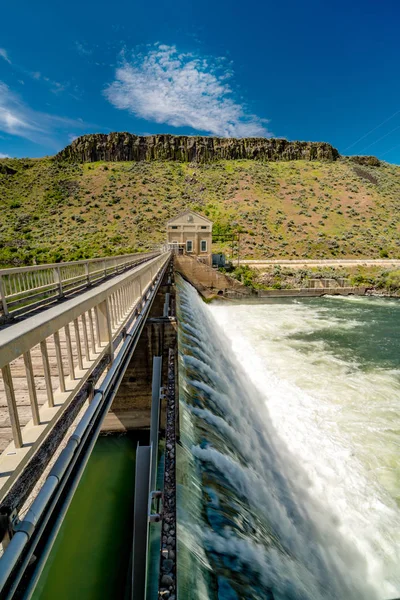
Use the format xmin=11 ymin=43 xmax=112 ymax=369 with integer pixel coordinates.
xmin=0 ymin=250 xmax=399 ymax=599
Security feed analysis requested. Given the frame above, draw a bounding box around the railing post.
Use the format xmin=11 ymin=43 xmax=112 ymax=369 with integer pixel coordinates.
xmin=23 ymin=351 xmax=40 ymax=426
xmin=73 ymin=319 xmax=84 ymax=371
xmin=54 ymin=331 xmax=66 ymax=393
xmin=53 ymin=267 xmax=63 ymax=298
xmin=85 ymin=262 xmax=90 ymax=287
xmin=0 ymin=275 xmax=9 ymax=318
xmin=40 ymin=340 xmax=54 ymax=408
xmin=1 ymin=365 xmax=22 ymax=449
xmin=96 ymin=299 xmax=113 ymax=362
xmin=64 ymin=324 xmax=76 ymax=381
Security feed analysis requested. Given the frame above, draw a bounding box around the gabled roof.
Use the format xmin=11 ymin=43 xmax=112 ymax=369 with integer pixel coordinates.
xmin=167 ymin=210 xmax=213 ymax=225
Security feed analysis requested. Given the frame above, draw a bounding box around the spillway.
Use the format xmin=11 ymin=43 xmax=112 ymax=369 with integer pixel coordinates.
xmin=176 ymin=280 xmax=400 ymax=599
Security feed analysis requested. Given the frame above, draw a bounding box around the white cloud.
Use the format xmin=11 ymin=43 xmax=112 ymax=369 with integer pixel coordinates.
xmin=0 ymin=83 xmax=40 ymax=138
xmin=51 ymin=81 xmax=67 ymax=94
xmin=32 ymin=72 xmax=69 ymax=95
xmin=0 ymin=152 xmax=9 ymax=158
xmin=0 ymin=48 xmax=11 ymax=64
xmin=75 ymin=41 xmax=92 ymax=56
xmin=104 ymin=44 xmax=270 ymax=138
xmin=0 ymin=81 xmax=87 ymax=146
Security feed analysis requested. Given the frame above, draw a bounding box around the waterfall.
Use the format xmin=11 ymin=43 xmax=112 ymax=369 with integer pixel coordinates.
xmin=176 ymin=278 xmax=388 ymax=600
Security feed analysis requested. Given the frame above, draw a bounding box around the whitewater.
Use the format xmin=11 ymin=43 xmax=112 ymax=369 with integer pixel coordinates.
xmin=177 ymin=281 xmax=400 ymax=600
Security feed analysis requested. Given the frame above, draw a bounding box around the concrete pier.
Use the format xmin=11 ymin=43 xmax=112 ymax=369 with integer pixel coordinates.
xmin=102 ymin=266 xmax=177 ymax=432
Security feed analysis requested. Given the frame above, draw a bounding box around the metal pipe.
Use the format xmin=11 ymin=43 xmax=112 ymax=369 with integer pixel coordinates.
xmin=0 ymin=256 xmax=171 ymax=597
xmin=163 ymin=293 xmax=170 ymax=317
xmin=150 ymin=357 xmax=162 ymax=490
xmin=131 ymin=445 xmax=152 ymax=600
xmin=0 ymin=477 xmax=58 ymax=590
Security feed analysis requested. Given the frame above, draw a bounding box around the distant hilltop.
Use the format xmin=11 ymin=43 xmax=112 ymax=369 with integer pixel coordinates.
xmin=56 ymin=133 xmax=342 ymax=163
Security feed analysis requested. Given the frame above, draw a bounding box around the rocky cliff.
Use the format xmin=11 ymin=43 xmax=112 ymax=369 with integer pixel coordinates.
xmin=348 ymin=155 xmax=381 ymax=167
xmin=56 ymin=133 xmax=340 ymax=163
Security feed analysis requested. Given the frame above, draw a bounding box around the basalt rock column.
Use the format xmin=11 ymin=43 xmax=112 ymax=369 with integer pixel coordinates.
xmin=56 ymin=133 xmax=340 ymax=163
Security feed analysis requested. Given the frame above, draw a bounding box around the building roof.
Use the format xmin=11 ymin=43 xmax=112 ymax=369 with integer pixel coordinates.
xmin=166 ymin=209 xmax=213 ymax=225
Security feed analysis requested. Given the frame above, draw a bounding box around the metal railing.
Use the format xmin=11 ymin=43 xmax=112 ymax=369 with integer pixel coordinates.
xmin=0 ymin=259 xmax=172 ymax=598
xmin=0 ymin=252 xmax=159 ymax=321
xmin=0 ymin=252 xmax=171 ymax=498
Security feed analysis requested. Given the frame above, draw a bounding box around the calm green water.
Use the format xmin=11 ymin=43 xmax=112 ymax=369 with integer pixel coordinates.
xmin=33 ymin=434 xmax=145 ymax=600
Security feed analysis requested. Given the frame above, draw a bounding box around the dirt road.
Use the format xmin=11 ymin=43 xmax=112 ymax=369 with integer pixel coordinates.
xmin=234 ymin=259 xmax=400 ymax=269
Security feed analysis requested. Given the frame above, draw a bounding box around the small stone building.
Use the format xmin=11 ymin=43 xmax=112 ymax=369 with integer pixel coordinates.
xmin=166 ymin=210 xmax=213 ymax=264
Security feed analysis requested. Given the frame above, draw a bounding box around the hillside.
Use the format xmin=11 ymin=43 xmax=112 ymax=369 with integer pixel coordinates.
xmin=1 ymin=134 xmax=400 ymax=267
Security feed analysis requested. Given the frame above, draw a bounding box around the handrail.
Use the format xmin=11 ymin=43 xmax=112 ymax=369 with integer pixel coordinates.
xmin=0 ymin=252 xmax=171 ymax=497
xmin=0 ymin=251 xmax=160 ymax=276
xmin=0 ymin=256 xmax=162 ymax=368
xmin=0 ymin=257 xmax=171 ymax=597
xmin=0 ymin=251 xmax=160 ymax=320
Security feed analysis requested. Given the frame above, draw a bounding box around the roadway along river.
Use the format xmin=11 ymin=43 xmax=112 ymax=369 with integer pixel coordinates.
xmin=210 ymin=295 xmax=400 ymax=598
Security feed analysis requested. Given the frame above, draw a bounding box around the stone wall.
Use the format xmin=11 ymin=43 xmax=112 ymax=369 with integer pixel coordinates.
xmin=56 ymin=133 xmax=340 ymax=163
xmin=175 ymin=255 xmax=251 ymax=298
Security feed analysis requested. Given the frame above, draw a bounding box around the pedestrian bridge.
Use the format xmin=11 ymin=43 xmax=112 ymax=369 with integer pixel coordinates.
xmin=0 ymin=250 xmax=176 ymax=599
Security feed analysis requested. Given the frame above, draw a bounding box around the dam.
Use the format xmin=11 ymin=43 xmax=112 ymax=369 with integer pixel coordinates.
xmin=0 ymin=247 xmax=399 ymax=599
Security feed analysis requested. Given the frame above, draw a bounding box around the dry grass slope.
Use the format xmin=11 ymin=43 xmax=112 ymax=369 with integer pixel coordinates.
xmin=1 ymin=156 xmax=400 ymax=267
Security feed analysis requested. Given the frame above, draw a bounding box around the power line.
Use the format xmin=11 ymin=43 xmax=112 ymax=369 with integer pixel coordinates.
xmin=358 ymin=125 xmax=400 ymax=154
xmin=343 ymin=108 xmax=400 ymax=152
xmin=380 ymin=142 xmax=400 ymax=158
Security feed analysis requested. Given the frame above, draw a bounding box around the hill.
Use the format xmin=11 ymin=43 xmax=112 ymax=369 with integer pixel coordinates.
xmin=0 ymin=134 xmax=399 ymax=267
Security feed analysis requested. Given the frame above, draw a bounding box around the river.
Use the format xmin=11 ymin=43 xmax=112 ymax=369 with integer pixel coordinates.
xmin=177 ymin=284 xmax=400 ymax=600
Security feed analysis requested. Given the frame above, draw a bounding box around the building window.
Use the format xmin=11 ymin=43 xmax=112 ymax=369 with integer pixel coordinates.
xmin=200 ymin=240 xmax=207 ymax=252
xmin=201 ymin=226 xmax=207 ymax=230
xmin=171 ymin=226 xmax=178 ymax=229
xmin=186 ymin=240 xmax=193 ymax=252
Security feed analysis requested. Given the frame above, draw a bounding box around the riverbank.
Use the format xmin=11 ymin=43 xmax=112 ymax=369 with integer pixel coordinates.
xmin=256 ymin=286 xmax=367 ymax=298
xmin=223 ymin=263 xmax=400 ymax=297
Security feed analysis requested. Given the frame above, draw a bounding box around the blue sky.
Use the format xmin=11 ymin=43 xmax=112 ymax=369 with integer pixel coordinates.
xmin=1 ymin=0 xmax=400 ymax=163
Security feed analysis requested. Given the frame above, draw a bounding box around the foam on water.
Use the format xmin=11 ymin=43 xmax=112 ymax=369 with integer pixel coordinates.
xmin=210 ymin=296 xmax=400 ymax=597
xmin=177 ymin=281 xmax=400 ymax=599
xmin=323 ymin=295 xmax=400 ymax=309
